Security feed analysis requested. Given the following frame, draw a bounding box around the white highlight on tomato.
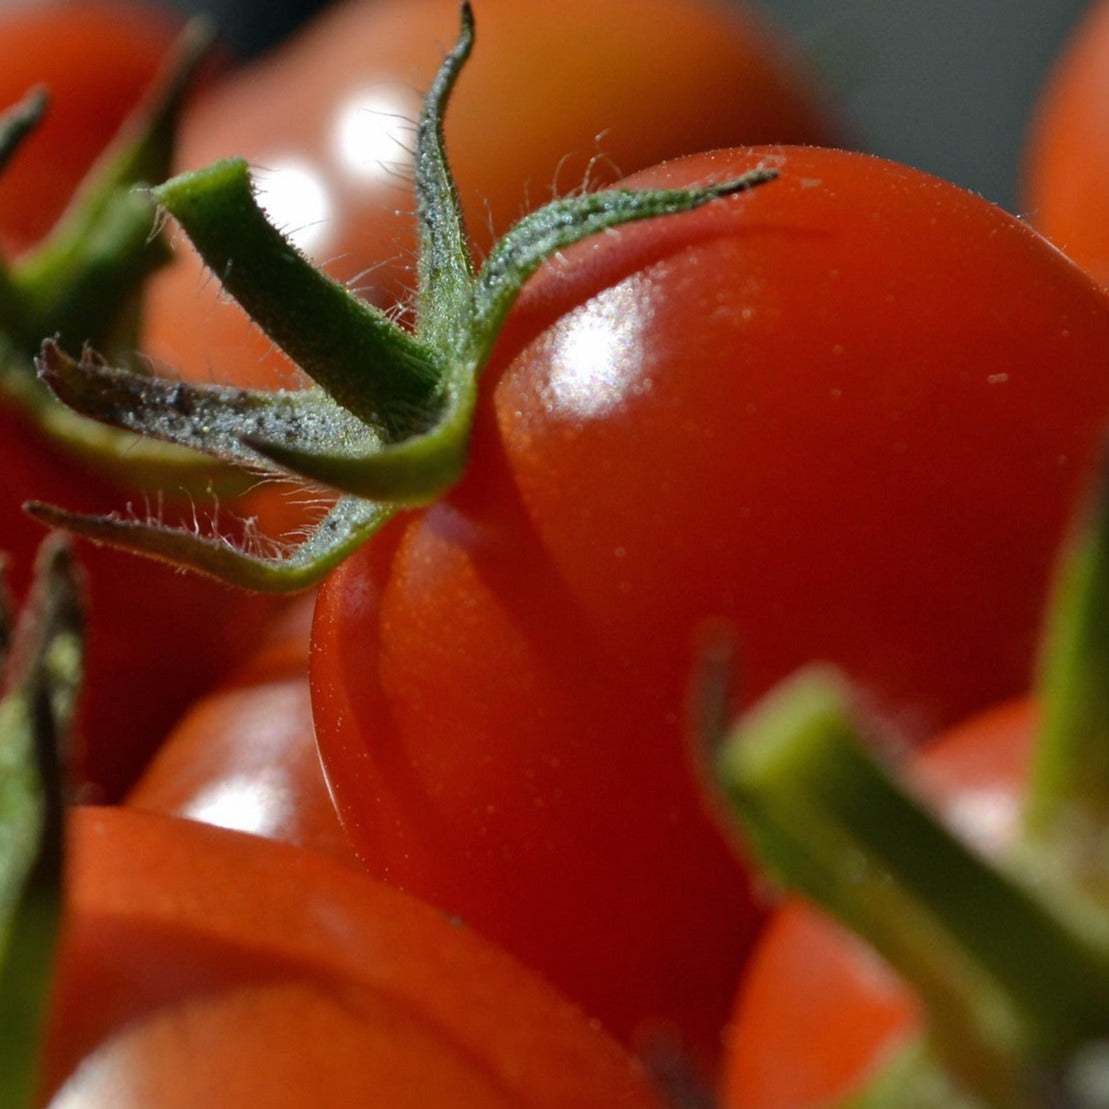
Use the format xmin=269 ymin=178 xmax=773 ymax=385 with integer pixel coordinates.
xmin=253 ymin=158 xmax=333 ymax=255
xmin=183 ymin=771 xmax=291 ymax=839
xmin=544 ymin=279 xmax=652 ymax=420
xmin=333 ymin=86 xmax=420 ymax=181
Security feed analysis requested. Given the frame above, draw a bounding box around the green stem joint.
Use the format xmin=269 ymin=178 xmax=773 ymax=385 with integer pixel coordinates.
xmin=30 ymin=2 xmax=778 ymax=591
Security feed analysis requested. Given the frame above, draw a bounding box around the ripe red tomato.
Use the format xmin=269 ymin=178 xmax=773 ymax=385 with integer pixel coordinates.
xmin=127 ymin=596 xmax=354 ymax=863
xmin=721 ymin=698 xmax=1034 ymax=1107
xmin=0 ymin=0 xmax=178 ymax=254
xmin=141 ymin=0 xmax=833 ymax=388
xmin=6 ymin=0 xmax=830 ymax=794
xmin=42 ymin=807 xmax=661 ymax=1107
xmin=310 ymin=146 xmax=1109 ymax=1059
xmin=1025 ymin=0 xmax=1109 ymax=285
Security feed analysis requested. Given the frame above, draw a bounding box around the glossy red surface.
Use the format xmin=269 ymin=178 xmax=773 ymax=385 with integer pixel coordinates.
xmin=44 ymin=807 xmax=660 ymax=1107
xmin=311 ymin=147 xmax=1109 ymax=1058
xmin=128 ymin=596 xmax=353 ymax=862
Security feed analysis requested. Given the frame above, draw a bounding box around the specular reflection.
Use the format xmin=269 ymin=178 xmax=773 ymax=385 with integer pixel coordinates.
xmin=544 ymin=277 xmax=653 ymax=420
xmin=253 ymin=158 xmax=333 ymax=254
xmin=183 ymin=770 xmax=291 ymax=839
xmin=332 ymin=85 xmax=421 ymax=182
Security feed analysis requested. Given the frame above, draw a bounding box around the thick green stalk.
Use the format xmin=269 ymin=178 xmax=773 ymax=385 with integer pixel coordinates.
xmin=1025 ymin=461 xmax=1109 ymax=891
xmin=716 ymin=670 xmax=1109 ymax=1108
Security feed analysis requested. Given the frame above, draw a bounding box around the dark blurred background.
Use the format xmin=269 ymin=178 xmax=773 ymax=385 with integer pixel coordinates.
xmin=161 ymin=0 xmax=1092 ymax=213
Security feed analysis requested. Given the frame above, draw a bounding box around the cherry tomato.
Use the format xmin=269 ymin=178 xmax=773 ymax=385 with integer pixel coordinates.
xmin=141 ymin=0 xmax=833 ymax=388
xmin=721 ymin=698 xmax=1034 ymax=1108
xmin=0 ymin=0 xmax=179 ymax=254
xmin=127 ymin=596 xmax=354 ymax=863
xmin=310 ymin=146 xmax=1109 ymax=1060
xmin=1025 ymin=0 xmax=1109 ymax=286
xmin=42 ymin=807 xmax=660 ymax=1107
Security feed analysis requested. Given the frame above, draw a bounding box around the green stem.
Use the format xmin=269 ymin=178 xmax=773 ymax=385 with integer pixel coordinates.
xmin=153 ymin=159 xmax=441 ymax=437
xmin=12 ymin=16 xmax=215 ymax=340
xmin=715 ymin=670 xmax=1109 ymax=1107
xmin=414 ymin=0 xmax=475 ymax=350
xmin=1025 ymin=457 xmax=1109 ymax=882
xmin=0 ymin=22 xmax=264 ymax=498
xmin=0 ymin=539 xmax=82 ymax=1109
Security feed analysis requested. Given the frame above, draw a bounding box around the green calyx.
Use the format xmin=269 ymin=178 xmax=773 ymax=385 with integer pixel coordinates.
xmin=712 ymin=458 xmax=1109 ymax=1109
xmin=31 ymin=1 xmax=778 ymax=592
xmin=0 ymin=18 xmax=254 ymax=496
xmin=0 ymin=539 xmax=83 ymax=1109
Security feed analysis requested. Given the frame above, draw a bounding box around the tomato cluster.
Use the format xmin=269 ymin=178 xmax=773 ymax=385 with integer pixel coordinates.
xmin=3 ymin=0 xmax=1109 ymax=1106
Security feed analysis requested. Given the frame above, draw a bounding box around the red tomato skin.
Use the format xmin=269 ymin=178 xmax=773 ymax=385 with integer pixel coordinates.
xmin=311 ymin=147 xmax=1109 ymax=1059
xmin=0 ymin=1 xmax=179 ymax=254
xmin=127 ymin=596 xmax=354 ymax=862
xmin=142 ymin=0 xmax=833 ymax=388
xmin=1026 ymin=0 xmax=1109 ymax=286
xmin=722 ymin=699 xmax=1035 ymax=1107
xmin=43 ymin=807 xmax=661 ymax=1108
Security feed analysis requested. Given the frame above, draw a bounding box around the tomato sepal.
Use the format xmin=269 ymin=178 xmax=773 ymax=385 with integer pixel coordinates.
xmin=35 ymin=2 xmax=778 ymax=587
xmin=36 ymin=338 xmax=370 ymax=472
xmin=26 ymin=493 xmax=392 ymax=592
xmin=0 ymin=539 xmax=82 ymax=1109
xmin=0 ymin=85 xmax=45 ymax=177
xmin=0 ymin=88 xmax=45 ymax=334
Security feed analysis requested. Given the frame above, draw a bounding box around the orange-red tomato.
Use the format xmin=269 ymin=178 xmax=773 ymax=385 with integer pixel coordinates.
xmin=722 ymin=699 xmax=1034 ymax=1107
xmin=43 ymin=807 xmax=661 ymax=1107
xmin=1025 ymin=0 xmax=1109 ymax=285
xmin=310 ymin=146 xmax=1109 ymax=1062
xmin=127 ymin=596 xmax=354 ymax=863
xmin=0 ymin=0 xmax=178 ymax=254
xmin=141 ymin=0 xmax=833 ymax=388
